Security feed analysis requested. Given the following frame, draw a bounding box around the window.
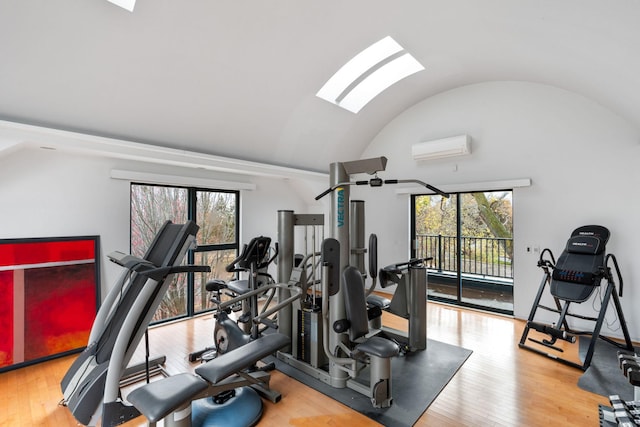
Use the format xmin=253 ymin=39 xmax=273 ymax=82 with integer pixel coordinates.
xmin=412 ymin=190 xmax=513 ymax=314
xmin=130 ymin=184 xmax=239 ymax=322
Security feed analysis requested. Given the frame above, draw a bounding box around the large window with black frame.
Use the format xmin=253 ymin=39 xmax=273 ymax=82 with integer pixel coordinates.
xmin=130 ymin=183 xmax=239 ymax=322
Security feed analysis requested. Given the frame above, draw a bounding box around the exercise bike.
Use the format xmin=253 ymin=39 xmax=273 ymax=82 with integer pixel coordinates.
xmin=189 ymin=236 xmax=279 ymax=362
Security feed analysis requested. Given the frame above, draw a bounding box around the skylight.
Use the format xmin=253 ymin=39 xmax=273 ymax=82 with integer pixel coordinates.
xmin=107 ymin=0 xmax=136 ymax=12
xmin=316 ymin=36 xmax=424 ymax=113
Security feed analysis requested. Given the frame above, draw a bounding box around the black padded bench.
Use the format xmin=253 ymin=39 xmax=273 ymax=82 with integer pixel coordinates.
xmin=195 ymin=333 xmax=288 ymax=383
xmin=127 ymin=374 xmax=208 ymax=424
xmin=127 ymin=333 xmax=290 ymax=425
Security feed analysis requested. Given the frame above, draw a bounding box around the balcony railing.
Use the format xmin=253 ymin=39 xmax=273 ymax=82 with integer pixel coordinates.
xmin=416 ymin=234 xmax=513 ymax=280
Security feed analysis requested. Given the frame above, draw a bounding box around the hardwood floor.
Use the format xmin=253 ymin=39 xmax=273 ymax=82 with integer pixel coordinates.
xmin=0 ymin=302 xmax=613 ymax=426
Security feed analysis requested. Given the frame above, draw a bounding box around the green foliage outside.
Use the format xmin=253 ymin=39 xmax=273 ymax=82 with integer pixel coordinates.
xmin=415 ymin=192 xmax=512 ymax=239
xmin=415 ymin=192 xmax=513 ymax=275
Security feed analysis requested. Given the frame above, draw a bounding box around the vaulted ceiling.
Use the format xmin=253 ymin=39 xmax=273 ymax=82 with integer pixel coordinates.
xmin=1 ymin=1 xmax=638 ymax=173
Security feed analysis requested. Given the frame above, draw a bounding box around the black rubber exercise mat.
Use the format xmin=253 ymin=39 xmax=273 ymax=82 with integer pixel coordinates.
xmin=578 ymin=336 xmax=638 ymax=400
xmin=269 ymin=338 xmax=472 ymax=426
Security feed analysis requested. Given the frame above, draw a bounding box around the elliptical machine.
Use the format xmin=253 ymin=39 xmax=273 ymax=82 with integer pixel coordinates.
xmin=189 ymin=236 xmax=279 ymax=362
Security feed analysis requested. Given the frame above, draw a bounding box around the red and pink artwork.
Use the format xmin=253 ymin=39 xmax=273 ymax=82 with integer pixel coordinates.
xmin=0 ymin=237 xmax=99 ymax=371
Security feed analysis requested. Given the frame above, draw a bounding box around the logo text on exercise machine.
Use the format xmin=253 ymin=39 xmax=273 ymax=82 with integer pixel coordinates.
xmin=337 ymin=187 xmax=345 ymax=227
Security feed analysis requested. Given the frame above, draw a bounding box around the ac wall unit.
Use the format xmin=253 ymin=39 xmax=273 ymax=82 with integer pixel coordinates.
xmin=412 ymin=135 xmax=471 ymax=161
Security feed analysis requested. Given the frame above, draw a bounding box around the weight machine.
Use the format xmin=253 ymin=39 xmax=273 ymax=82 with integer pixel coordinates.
xmin=276 ymin=211 xmax=326 ymax=367
xmin=349 ymin=199 xmax=431 ymax=352
xmin=275 ymin=156 xmax=448 ymax=408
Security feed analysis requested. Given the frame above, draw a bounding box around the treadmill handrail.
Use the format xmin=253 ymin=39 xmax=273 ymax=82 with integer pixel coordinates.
xmin=136 ymin=265 xmax=211 ymax=281
xmin=109 ymin=250 xmax=210 ymax=280
xmin=108 ymin=251 xmax=155 ymax=270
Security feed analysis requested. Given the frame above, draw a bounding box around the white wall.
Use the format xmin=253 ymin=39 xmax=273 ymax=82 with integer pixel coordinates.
xmin=358 ymin=81 xmax=640 ymax=340
xmin=0 ymin=148 xmax=128 ymax=295
xmin=3 ymin=81 xmax=638 ymax=342
xmin=0 ymin=147 xmax=314 ymax=297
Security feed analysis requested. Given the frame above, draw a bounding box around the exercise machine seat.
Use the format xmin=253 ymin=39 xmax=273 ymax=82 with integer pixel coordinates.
xmin=205 ymin=279 xmax=227 ymax=293
xmin=366 ymin=294 xmax=391 ymax=310
xmin=356 ymin=336 xmax=399 ymax=358
xmin=127 ymin=373 xmax=208 ymax=423
xmin=222 ymin=236 xmax=274 ymax=295
xmin=195 ymin=333 xmax=290 ymax=384
xmin=342 ymin=266 xmax=399 ymax=356
xmin=226 ymin=279 xmax=251 ymax=295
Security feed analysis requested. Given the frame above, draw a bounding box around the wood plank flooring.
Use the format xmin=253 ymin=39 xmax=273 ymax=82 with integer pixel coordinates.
xmin=0 ymin=302 xmax=614 ymax=426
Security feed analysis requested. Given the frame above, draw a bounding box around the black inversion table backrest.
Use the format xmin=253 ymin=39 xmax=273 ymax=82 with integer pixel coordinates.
xmin=550 ymin=225 xmax=609 ymax=302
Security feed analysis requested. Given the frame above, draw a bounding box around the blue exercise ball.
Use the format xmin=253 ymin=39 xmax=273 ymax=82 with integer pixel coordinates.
xmin=191 ymin=387 xmax=263 ymax=427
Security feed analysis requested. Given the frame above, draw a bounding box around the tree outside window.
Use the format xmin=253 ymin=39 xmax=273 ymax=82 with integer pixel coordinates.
xmin=130 ymin=184 xmax=239 ymax=322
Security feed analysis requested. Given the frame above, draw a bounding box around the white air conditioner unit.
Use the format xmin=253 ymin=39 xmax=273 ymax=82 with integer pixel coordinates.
xmin=412 ymin=135 xmax=471 ymax=161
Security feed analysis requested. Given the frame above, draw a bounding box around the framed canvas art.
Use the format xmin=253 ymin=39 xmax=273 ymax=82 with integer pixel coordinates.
xmin=0 ymin=236 xmax=100 ymax=372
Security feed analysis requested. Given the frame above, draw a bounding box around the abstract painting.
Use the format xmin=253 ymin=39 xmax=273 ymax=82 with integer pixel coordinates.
xmin=0 ymin=236 xmax=99 ymax=371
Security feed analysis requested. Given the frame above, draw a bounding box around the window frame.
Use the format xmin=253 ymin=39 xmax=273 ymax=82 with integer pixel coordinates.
xmin=411 ymin=189 xmax=514 ymax=316
xmin=130 ymin=182 xmax=240 ymax=324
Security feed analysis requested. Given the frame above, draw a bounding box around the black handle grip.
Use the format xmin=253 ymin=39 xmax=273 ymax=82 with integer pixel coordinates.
xmin=315 ymin=187 xmax=333 ymax=200
xmin=425 ymin=183 xmax=449 ymax=198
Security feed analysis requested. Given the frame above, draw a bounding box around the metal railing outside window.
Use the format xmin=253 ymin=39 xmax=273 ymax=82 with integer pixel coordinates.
xmin=415 ymin=234 xmax=513 ymax=280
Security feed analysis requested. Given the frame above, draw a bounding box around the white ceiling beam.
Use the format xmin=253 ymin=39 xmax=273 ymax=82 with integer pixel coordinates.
xmin=0 ymin=120 xmax=328 ymax=181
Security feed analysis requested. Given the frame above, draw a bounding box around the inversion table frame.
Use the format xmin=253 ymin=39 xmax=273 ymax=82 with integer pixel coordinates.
xmin=518 ymin=225 xmax=633 ymax=371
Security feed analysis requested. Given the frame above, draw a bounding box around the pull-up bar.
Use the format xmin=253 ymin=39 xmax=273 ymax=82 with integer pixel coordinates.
xmin=315 ymin=178 xmax=449 ymax=200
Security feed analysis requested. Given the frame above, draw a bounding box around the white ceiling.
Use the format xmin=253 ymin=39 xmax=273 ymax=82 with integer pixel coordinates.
xmin=1 ymin=0 xmax=638 ymax=174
